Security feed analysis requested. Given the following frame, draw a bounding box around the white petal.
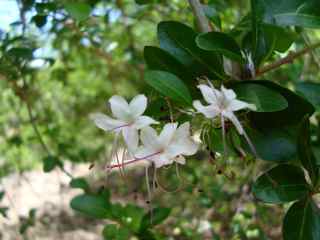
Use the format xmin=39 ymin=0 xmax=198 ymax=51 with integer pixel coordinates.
xmin=197 ymin=84 xmax=220 ymax=104
xmin=153 ymin=153 xmax=172 ymax=168
xmin=135 ymin=146 xmax=155 ymax=160
xmin=134 ymin=116 xmax=158 ymax=129
xmin=159 ymin=123 xmax=178 ymax=146
xmin=193 ymin=100 xmax=220 ymax=118
xmin=122 ymin=127 xmax=139 ymax=154
xmin=109 ymin=95 xmax=131 ymax=121
xmin=172 ymin=122 xmax=199 ymax=155
xmin=223 ymin=111 xmax=244 ymax=135
xmin=167 ymin=138 xmax=198 ymax=157
xmin=140 ymin=126 xmax=159 ymax=151
xmin=129 ymin=94 xmax=147 ymax=118
xmin=175 ymin=155 xmax=186 ymax=165
xmin=228 ymin=99 xmax=257 ymax=112
xmin=221 ymin=85 xmax=236 ymax=100
xmin=90 ymin=113 xmax=124 ymax=132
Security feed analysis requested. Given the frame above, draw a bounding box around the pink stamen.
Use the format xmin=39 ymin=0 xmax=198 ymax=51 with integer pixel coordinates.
xmin=107 ymin=151 xmax=162 ymax=170
xmin=111 ymin=123 xmax=132 ymax=131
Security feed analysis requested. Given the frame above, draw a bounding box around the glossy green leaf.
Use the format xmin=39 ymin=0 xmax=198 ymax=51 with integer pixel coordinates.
xmin=283 ymin=198 xmax=320 ymax=240
xmin=157 ymin=21 xmax=224 ymax=79
xmin=253 ymin=164 xmax=309 ymax=204
xmin=64 ymin=2 xmax=91 ymax=21
xmin=196 ymin=32 xmax=243 ymax=62
xmin=140 ymin=207 xmax=171 ymax=230
xmin=298 ymin=116 xmax=319 ymax=185
xmin=7 ymin=47 xmax=33 ymax=60
xmin=296 ymin=82 xmax=320 ymax=110
xmin=31 ymin=15 xmax=47 ymax=28
xmin=246 ymin=125 xmax=298 ymax=162
xmin=144 ymin=70 xmax=192 ymax=105
xmin=103 ymin=224 xmax=130 ymax=240
xmin=70 ymin=194 xmax=111 ymax=219
xmin=256 ymin=0 xmax=320 ymax=28
xmin=202 ymin=4 xmax=221 ymax=29
xmin=70 ymin=178 xmax=90 ymax=192
xmin=232 ymin=83 xmax=288 ymax=112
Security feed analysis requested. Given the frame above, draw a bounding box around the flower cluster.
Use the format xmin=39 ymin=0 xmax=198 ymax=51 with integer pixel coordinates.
xmin=91 ymin=83 xmax=257 ymax=171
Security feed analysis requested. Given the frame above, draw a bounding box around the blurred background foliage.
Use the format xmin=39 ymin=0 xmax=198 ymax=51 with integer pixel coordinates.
xmin=0 ymin=0 xmax=320 ymax=239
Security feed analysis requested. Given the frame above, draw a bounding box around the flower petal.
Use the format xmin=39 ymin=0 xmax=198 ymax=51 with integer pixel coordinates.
xmin=134 ymin=116 xmax=158 ymax=129
xmin=175 ymin=155 xmax=186 ymax=165
xmin=223 ymin=111 xmax=244 ymax=135
xmin=122 ymin=127 xmax=139 ymax=154
xmin=109 ymin=95 xmax=131 ymax=121
xmin=159 ymin=123 xmax=178 ymax=146
xmin=90 ymin=113 xmax=124 ymax=132
xmin=228 ymin=99 xmax=256 ymax=112
xmin=153 ymin=153 xmax=172 ymax=168
xmin=193 ymin=100 xmax=220 ymax=118
xmin=129 ymin=94 xmax=147 ymax=118
xmin=140 ymin=126 xmax=159 ymax=151
xmin=221 ymin=85 xmax=236 ymax=100
xmin=197 ymin=84 xmax=220 ymax=104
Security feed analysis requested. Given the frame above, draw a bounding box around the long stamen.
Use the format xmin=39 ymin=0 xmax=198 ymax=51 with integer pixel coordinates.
xmin=145 ymin=166 xmax=153 ymax=224
xmin=220 ymin=114 xmax=227 ymax=163
xmin=110 ymin=123 xmax=132 ymax=131
xmin=106 ymin=151 xmax=162 ymax=170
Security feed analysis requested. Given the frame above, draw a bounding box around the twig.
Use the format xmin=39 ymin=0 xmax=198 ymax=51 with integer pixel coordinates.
xmin=256 ymin=42 xmax=320 ymax=76
xmin=188 ymin=0 xmax=211 ymax=33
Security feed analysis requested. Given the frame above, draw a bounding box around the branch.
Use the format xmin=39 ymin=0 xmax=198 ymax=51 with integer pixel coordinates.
xmin=188 ymin=0 xmax=211 ymax=33
xmin=256 ymin=42 xmax=320 ymax=76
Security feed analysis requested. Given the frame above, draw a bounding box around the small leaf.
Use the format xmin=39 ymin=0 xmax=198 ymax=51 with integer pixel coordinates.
xmin=202 ymin=4 xmax=221 ymax=29
xmin=31 ymin=15 xmax=47 ymax=28
xmin=253 ymin=164 xmax=309 ymax=204
xmin=7 ymin=47 xmax=33 ymax=60
xmin=196 ymin=32 xmax=243 ymax=62
xmin=70 ymin=194 xmax=111 ymax=219
xmin=43 ymin=155 xmax=63 ymax=173
xmin=103 ymin=224 xmax=130 ymax=240
xmin=0 ymin=207 xmax=8 ymax=218
xmin=232 ymin=83 xmax=288 ymax=112
xmin=140 ymin=207 xmax=171 ymax=230
xmin=144 ymin=70 xmax=192 ymax=105
xmin=296 ymin=82 xmax=320 ymax=110
xmin=70 ymin=178 xmax=90 ymax=192
xmin=64 ymin=2 xmax=91 ymax=21
xmin=298 ymin=116 xmax=319 ymax=186
xmin=283 ymin=198 xmax=320 ymax=240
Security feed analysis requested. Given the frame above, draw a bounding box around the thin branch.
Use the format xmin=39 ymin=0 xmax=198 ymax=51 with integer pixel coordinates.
xmin=256 ymin=41 xmax=320 ymax=76
xmin=188 ymin=0 xmax=211 ymax=33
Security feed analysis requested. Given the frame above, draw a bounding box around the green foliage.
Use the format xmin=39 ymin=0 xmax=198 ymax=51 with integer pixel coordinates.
xmin=64 ymin=2 xmax=91 ymax=21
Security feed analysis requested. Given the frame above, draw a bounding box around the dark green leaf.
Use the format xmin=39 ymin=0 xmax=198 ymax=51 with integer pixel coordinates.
xmin=232 ymin=83 xmax=288 ymax=112
xmin=296 ymin=82 xmax=320 ymax=110
xmin=144 ymin=70 xmax=192 ymax=105
xmin=202 ymin=4 xmax=221 ymax=29
xmin=283 ymin=198 xmax=320 ymax=240
xmin=0 ymin=191 xmax=4 ymax=201
xmin=253 ymin=164 xmax=309 ymax=204
xmin=103 ymin=224 xmax=130 ymax=240
xmin=31 ymin=15 xmax=47 ymax=28
xmin=298 ymin=116 xmax=319 ymax=185
xmin=196 ymin=32 xmax=243 ymax=62
xmin=70 ymin=178 xmax=90 ymax=192
xmin=64 ymin=2 xmax=91 ymax=21
xmin=70 ymin=194 xmax=111 ymax=219
xmin=0 ymin=207 xmax=8 ymax=218
xmin=140 ymin=207 xmax=171 ymax=230
xmin=7 ymin=47 xmax=33 ymax=60
xmin=43 ymin=155 xmax=63 ymax=173
xmin=157 ymin=21 xmax=224 ymax=79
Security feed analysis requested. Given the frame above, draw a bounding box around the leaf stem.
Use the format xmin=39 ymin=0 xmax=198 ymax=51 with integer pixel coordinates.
xmin=256 ymin=41 xmax=320 ymax=76
xmin=188 ymin=0 xmax=211 ymax=33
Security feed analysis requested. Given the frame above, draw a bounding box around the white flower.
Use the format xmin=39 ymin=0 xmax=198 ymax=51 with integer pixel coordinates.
xmin=90 ymin=94 xmax=158 ymax=152
xmin=135 ymin=122 xmax=199 ymax=168
xmin=193 ymin=84 xmax=256 ymax=135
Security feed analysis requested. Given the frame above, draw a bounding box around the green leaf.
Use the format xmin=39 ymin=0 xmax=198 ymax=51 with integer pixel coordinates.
xmin=296 ymin=82 xmax=320 ymax=110
xmin=70 ymin=194 xmax=111 ymax=219
xmin=43 ymin=155 xmax=63 ymax=173
xmin=196 ymin=32 xmax=243 ymax=62
xmin=232 ymin=83 xmax=288 ymax=112
xmin=144 ymin=46 xmax=193 ymax=83
xmin=103 ymin=224 xmax=130 ymax=240
xmin=0 ymin=207 xmax=8 ymax=218
xmin=70 ymin=178 xmax=90 ymax=192
xmin=31 ymin=15 xmax=47 ymax=28
xmin=157 ymin=21 xmax=224 ymax=80
xmin=252 ymin=164 xmax=309 ymax=204
xmin=298 ymin=116 xmax=319 ymax=186
xmin=7 ymin=47 xmax=33 ymax=60
xmin=256 ymin=0 xmax=320 ymax=28
xmin=140 ymin=207 xmax=171 ymax=230
xmin=283 ymin=198 xmax=320 ymax=240
xmin=64 ymin=2 xmax=91 ymax=21
xmin=202 ymin=4 xmax=221 ymax=29
xmin=249 ymin=80 xmax=315 ymax=128
xmin=0 ymin=191 xmax=4 ymax=201
xmin=121 ymin=204 xmax=145 ymax=232
xmin=246 ymin=125 xmax=298 ymax=162
xmin=144 ymin=70 xmax=192 ymax=105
